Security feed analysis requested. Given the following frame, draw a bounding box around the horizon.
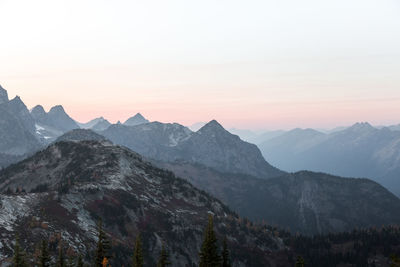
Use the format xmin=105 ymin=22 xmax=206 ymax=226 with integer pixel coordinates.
xmin=1 ymin=84 xmax=397 ymax=132
xmin=1 ymin=0 xmax=399 ymax=130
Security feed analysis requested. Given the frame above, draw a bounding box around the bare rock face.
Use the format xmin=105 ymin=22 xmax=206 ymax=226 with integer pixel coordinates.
xmin=0 ymin=140 xmax=286 ymax=266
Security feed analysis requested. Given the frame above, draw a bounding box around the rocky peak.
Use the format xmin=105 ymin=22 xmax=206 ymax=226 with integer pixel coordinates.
xmin=347 ymin=122 xmax=375 ymax=132
xmin=30 ymin=105 xmax=46 ymax=119
xmin=7 ymin=96 xmax=36 ymax=133
xmin=124 ymin=113 xmax=149 ymax=126
xmin=48 ymin=105 xmax=67 ymax=115
xmin=78 ymin=117 xmax=110 ymax=130
xmin=44 ymin=105 xmax=79 ymax=132
xmin=0 ymin=85 xmax=8 ymax=104
xmin=8 ymin=96 xmax=26 ymax=109
xmin=197 ymin=120 xmax=228 ymax=136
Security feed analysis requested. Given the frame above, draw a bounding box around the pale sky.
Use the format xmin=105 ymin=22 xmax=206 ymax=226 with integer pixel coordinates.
xmin=1 ymin=0 xmax=399 ymax=129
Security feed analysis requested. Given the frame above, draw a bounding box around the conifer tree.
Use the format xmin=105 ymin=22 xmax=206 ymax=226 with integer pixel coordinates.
xmin=221 ymin=237 xmax=231 ymax=267
xmin=38 ymin=240 xmax=51 ymax=267
xmin=157 ymin=243 xmax=171 ymax=267
xmin=95 ymin=220 xmax=111 ymax=267
xmin=66 ymin=256 xmax=75 ymax=267
xmin=56 ymin=241 xmax=66 ymax=267
xmin=132 ymin=234 xmax=144 ymax=267
xmin=76 ymin=255 xmax=84 ymax=267
xmin=391 ymin=255 xmax=400 ymax=267
xmin=295 ymin=256 xmax=305 ymax=267
xmin=199 ymin=215 xmax=221 ymax=267
xmin=12 ymin=235 xmax=27 ymax=267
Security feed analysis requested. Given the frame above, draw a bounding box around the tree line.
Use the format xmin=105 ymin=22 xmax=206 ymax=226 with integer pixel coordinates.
xmin=11 ymin=215 xmax=231 ymax=267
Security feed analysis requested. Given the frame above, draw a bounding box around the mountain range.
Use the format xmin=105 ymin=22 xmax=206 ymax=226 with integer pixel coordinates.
xmin=101 ymin=120 xmax=283 ymax=179
xmin=1 ymin=85 xmax=400 ymax=237
xmin=258 ymin=122 xmax=400 ymax=196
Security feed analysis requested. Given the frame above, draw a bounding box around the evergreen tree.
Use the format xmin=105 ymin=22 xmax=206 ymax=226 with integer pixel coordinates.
xmin=132 ymin=234 xmax=144 ymax=267
xmin=38 ymin=240 xmax=51 ymax=267
xmin=94 ymin=220 xmax=111 ymax=267
xmin=295 ymin=256 xmax=305 ymax=267
xmin=199 ymin=215 xmax=221 ymax=267
xmin=66 ymin=256 xmax=75 ymax=267
xmin=157 ymin=243 xmax=171 ymax=267
xmin=12 ymin=235 xmax=27 ymax=267
xmin=221 ymin=237 xmax=231 ymax=267
xmin=56 ymin=242 xmax=66 ymax=267
xmin=391 ymin=255 xmax=400 ymax=267
xmin=76 ymin=255 xmax=84 ymax=267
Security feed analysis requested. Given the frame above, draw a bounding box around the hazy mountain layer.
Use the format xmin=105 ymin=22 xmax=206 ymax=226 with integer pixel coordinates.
xmin=259 ymin=123 xmax=400 ymax=195
xmin=157 ymin=162 xmax=400 ymax=235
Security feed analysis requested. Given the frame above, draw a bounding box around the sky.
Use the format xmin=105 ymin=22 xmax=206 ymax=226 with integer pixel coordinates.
xmin=0 ymin=0 xmax=399 ymax=130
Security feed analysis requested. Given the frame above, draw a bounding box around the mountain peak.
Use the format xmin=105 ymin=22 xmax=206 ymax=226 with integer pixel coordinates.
xmin=124 ymin=113 xmax=149 ymax=126
xmin=348 ymin=122 xmax=375 ymax=132
xmin=45 ymin=105 xmax=79 ymax=132
xmin=31 ymin=105 xmax=46 ymax=118
xmin=9 ymin=96 xmax=27 ymax=110
xmin=198 ymin=120 xmax=226 ymax=134
xmin=0 ymin=85 xmax=8 ymax=104
xmin=49 ymin=105 xmax=66 ymax=114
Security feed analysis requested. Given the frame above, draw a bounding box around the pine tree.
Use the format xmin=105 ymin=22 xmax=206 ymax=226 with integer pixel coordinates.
xmin=132 ymin=234 xmax=144 ymax=267
xmin=221 ymin=237 xmax=231 ymax=267
xmin=295 ymin=256 xmax=305 ymax=267
xmin=76 ymin=255 xmax=84 ymax=267
xmin=12 ymin=235 xmax=27 ymax=267
xmin=157 ymin=243 xmax=171 ymax=267
xmin=391 ymin=255 xmax=400 ymax=267
xmin=95 ymin=220 xmax=111 ymax=267
xmin=199 ymin=215 xmax=221 ymax=267
xmin=56 ymin=241 xmax=66 ymax=267
xmin=38 ymin=240 xmax=51 ymax=267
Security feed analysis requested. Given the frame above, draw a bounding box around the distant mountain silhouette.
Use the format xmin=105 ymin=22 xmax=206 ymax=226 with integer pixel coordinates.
xmin=259 ymin=122 xmax=400 ymax=195
xmin=124 ymin=113 xmax=149 ymax=126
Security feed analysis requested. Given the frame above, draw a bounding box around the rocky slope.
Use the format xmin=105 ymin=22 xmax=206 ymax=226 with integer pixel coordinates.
xmin=102 ymin=120 xmax=283 ymax=179
xmin=55 ymin=129 xmax=107 ymax=142
xmin=101 ymin=122 xmax=193 ymax=160
xmin=157 ymin=162 xmax=400 ymax=235
xmin=0 ymin=140 xmax=287 ymax=266
xmin=175 ymin=120 xmax=283 ymax=178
